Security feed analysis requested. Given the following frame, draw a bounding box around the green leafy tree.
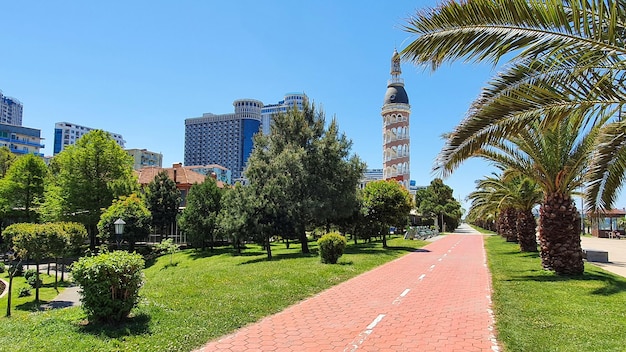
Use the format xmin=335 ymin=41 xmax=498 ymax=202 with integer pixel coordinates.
xmin=145 ymin=171 xmax=181 ymax=239
xmin=0 ymin=146 xmax=17 ymax=178
xmin=245 ymin=104 xmax=364 ymax=254
xmin=218 ymin=183 xmax=256 ymax=255
xmin=56 ymin=221 xmax=88 ymax=281
xmin=48 ymin=130 xmax=137 ymax=249
xmin=178 ymin=176 xmax=223 ymax=251
xmin=10 ymin=223 xmax=48 ymax=304
xmin=416 ymin=178 xmax=462 ymax=232
xmin=0 ymin=154 xmax=48 ymax=223
xmin=362 ymin=180 xmax=413 ymax=248
xmin=98 ymin=193 xmax=151 ymax=251
xmin=2 ymin=223 xmax=28 ymax=316
xmin=154 ymin=238 xmax=180 ymax=266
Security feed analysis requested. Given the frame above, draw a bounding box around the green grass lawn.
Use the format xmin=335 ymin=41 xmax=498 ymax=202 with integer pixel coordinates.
xmin=0 ymin=237 xmax=427 ymax=352
xmin=486 ymin=235 xmax=626 ymax=352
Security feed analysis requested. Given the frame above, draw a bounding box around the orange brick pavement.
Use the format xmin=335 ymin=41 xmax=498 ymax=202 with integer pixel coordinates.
xmin=194 ymin=232 xmax=499 ymax=352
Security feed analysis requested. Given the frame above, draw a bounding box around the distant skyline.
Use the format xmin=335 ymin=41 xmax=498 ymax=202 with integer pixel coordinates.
xmin=2 ymin=1 xmax=622 ymax=211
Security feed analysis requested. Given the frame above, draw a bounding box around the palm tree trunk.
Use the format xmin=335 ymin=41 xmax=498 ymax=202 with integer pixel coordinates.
xmin=539 ymin=192 xmax=584 ymax=275
xmin=516 ymin=209 xmax=538 ymax=252
xmin=500 ymin=207 xmax=518 ymax=242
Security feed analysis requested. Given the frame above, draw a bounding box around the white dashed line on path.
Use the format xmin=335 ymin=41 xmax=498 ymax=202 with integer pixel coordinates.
xmin=344 ymin=314 xmax=386 ymax=352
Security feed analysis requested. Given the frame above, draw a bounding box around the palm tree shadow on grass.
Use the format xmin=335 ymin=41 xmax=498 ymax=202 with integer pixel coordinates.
xmin=509 ymin=270 xmax=626 ymax=296
xmin=78 ymin=313 xmax=151 ymax=338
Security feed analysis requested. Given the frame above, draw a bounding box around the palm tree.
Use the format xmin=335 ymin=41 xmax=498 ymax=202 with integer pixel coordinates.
xmin=468 ymin=172 xmax=542 ymax=251
xmin=471 ymin=117 xmax=599 ymax=274
xmin=465 ymin=180 xmax=499 ymax=232
xmin=401 ymin=0 xmax=626 ymax=210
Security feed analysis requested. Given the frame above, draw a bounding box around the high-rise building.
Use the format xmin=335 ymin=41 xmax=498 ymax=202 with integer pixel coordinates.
xmin=53 ymin=122 xmax=126 ymax=155
xmin=0 ymin=90 xmax=23 ymax=126
xmin=0 ymin=123 xmax=45 ymax=157
xmin=126 ymin=148 xmax=163 ymax=170
xmin=359 ymin=168 xmax=384 ymax=189
xmin=184 ymin=99 xmax=263 ymax=180
xmin=261 ymin=93 xmax=307 ymax=135
xmin=381 ymin=49 xmax=411 ymax=189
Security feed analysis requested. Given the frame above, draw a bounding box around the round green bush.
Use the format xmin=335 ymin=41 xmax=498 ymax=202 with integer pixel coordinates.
xmin=18 ymin=287 xmax=31 ymax=297
xmin=317 ymin=232 xmax=347 ymax=264
xmin=24 ymin=268 xmax=37 ymax=281
xmin=0 ymin=262 xmax=5 ymax=273
xmin=27 ymin=275 xmax=43 ymax=289
xmin=71 ymin=250 xmax=145 ymax=323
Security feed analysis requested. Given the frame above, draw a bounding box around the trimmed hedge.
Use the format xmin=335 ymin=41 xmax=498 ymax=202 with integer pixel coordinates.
xmin=71 ymin=250 xmax=145 ymax=323
xmin=317 ymin=232 xmax=347 ymax=264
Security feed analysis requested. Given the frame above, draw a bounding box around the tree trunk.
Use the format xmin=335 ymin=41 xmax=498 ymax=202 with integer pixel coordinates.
xmin=265 ymin=234 xmax=272 ymax=260
xmin=516 ymin=209 xmax=538 ymax=252
xmin=61 ymin=258 xmax=65 ymax=282
xmin=298 ymin=223 xmax=309 ymax=254
xmin=6 ymin=275 xmax=13 ymax=317
xmin=54 ymin=257 xmax=59 ymax=291
xmin=500 ymin=207 xmax=518 ymax=242
xmin=539 ymin=192 xmax=584 ymax=275
xmin=35 ymin=261 xmax=40 ymax=304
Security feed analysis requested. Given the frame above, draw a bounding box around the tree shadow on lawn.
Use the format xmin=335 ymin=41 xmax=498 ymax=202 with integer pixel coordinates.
xmin=239 ymin=250 xmax=319 ymax=265
xmin=183 ymin=246 xmax=260 ymax=260
xmin=508 ymin=270 xmax=626 ymax=296
xmin=78 ymin=312 xmax=151 ymax=338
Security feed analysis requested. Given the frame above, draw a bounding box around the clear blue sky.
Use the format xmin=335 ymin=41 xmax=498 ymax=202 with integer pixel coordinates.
xmin=1 ymin=1 xmax=617 ymax=212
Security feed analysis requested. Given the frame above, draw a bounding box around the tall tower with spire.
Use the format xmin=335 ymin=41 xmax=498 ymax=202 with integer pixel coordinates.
xmin=381 ymin=49 xmax=411 ymax=189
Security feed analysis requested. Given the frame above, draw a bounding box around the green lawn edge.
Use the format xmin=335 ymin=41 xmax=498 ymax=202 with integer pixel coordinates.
xmin=484 ymin=234 xmax=626 ymax=352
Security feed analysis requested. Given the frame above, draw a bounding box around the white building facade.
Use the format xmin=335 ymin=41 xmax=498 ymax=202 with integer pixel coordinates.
xmin=53 ymin=122 xmax=126 ymax=155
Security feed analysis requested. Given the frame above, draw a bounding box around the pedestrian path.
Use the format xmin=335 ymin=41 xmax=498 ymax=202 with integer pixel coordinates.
xmin=195 ymin=225 xmax=498 ymax=351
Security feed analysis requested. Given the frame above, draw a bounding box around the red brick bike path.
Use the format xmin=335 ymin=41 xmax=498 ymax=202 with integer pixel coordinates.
xmin=194 ymin=233 xmax=498 ymax=352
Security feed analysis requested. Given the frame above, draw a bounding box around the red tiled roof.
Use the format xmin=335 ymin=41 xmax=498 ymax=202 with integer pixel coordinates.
xmin=135 ymin=165 xmax=225 ymax=188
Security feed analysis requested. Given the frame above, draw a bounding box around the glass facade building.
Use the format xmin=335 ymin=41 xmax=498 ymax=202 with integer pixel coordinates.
xmin=184 ymin=99 xmax=263 ymax=181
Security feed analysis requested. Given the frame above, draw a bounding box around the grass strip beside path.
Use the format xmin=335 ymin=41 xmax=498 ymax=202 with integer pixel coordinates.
xmin=0 ymin=237 xmax=428 ymax=352
xmin=486 ymin=235 xmax=626 ymax=352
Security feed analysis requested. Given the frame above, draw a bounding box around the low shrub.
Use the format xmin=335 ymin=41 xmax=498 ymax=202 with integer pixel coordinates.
xmin=18 ymin=287 xmax=31 ymax=297
xmin=27 ymin=275 xmax=43 ymax=289
xmin=24 ymin=269 xmax=37 ymax=281
xmin=71 ymin=250 xmax=145 ymax=323
xmin=317 ymin=232 xmax=347 ymax=264
xmin=0 ymin=262 xmax=4 ymax=273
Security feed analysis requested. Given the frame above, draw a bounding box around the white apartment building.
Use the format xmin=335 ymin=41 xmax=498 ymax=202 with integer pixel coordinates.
xmin=53 ymin=122 xmax=125 ymax=155
xmin=126 ymin=148 xmax=163 ymax=170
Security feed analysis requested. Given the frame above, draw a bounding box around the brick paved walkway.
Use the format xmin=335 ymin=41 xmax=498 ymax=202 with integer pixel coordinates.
xmin=195 ymin=227 xmax=498 ymax=351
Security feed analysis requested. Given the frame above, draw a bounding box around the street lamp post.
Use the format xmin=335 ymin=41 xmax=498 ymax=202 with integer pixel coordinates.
xmin=114 ymin=218 xmax=126 ymax=249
